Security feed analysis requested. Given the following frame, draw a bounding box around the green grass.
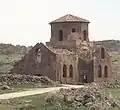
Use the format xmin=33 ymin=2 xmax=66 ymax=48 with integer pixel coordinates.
xmin=11 ymin=83 xmax=37 ymax=89
xmin=1 ymin=88 xmax=120 ymax=110
xmin=0 ymin=83 xmax=41 ymax=95
xmin=0 ymin=105 xmax=11 ymax=110
xmin=101 ymin=88 xmax=120 ymax=98
xmin=0 ymin=93 xmax=88 ymax=110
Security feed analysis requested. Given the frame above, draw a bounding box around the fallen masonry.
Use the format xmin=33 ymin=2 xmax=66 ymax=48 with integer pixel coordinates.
xmin=0 ymin=74 xmax=59 ymax=87
xmin=45 ymin=86 xmax=120 ymax=110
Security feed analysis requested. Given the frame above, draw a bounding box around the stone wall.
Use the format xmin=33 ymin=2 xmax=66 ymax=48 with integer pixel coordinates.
xmin=78 ymin=58 xmax=94 ymax=83
xmin=11 ymin=43 xmax=57 ymax=81
xmin=56 ymin=54 xmax=79 ymax=84
xmin=46 ymin=41 xmax=77 ymax=49
xmin=93 ymin=47 xmax=112 ymax=82
xmin=50 ymin=22 xmax=89 ymax=42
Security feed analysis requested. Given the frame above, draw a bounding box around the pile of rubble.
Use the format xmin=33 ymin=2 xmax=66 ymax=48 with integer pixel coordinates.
xmin=45 ymin=86 xmax=120 ymax=110
xmin=0 ymin=74 xmax=58 ymax=86
xmin=85 ymin=81 xmax=120 ymax=89
xmin=99 ymin=80 xmax=120 ymax=89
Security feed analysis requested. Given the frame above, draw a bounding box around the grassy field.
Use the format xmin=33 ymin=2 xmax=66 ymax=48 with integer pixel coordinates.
xmin=101 ymin=88 xmax=120 ymax=98
xmin=0 ymin=93 xmax=88 ymax=110
xmin=0 ymin=88 xmax=120 ymax=110
xmin=0 ymin=83 xmax=44 ymax=95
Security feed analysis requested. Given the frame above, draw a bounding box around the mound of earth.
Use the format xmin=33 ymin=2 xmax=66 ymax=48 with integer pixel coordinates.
xmin=45 ymin=86 xmax=120 ymax=110
xmin=0 ymin=74 xmax=59 ymax=87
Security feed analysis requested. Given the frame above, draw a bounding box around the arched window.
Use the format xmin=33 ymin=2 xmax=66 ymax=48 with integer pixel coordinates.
xmin=63 ymin=64 xmax=67 ymax=77
xmin=83 ymin=30 xmax=87 ymax=41
xmin=59 ymin=30 xmax=63 ymax=41
xmin=104 ymin=65 xmax=108 ymax=78
xmin=69 ymin=65 xmax=73 ymax=77
xmin=98 ymin=65 xmax=102 ymax=77
xmin=101 ymin=48 xmax=105 ymax=59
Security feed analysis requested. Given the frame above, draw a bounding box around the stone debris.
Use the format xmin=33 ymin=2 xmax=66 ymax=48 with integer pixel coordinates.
xmin=99 ymin=80 xmax=120 ymax=89
xmin=18 ymin=104 xmax=36 ymax=110
xmin=85 ymin=81 xmax=120 ymax=89
xmin=0 ymin=85 xmax=10 ymax=90
xmin=45 ymin=86 xmax=120 ymax=110
xmin=0 ymin=74 xmax=58 ymax=86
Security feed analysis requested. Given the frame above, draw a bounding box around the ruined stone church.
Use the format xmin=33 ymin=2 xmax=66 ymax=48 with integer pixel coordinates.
xmin=11 ymin=14 xmax=112 ymax=84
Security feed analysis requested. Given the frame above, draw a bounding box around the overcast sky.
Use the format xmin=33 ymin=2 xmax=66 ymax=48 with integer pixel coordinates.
xmin=0 ymin=0 xmax=120 ymax=46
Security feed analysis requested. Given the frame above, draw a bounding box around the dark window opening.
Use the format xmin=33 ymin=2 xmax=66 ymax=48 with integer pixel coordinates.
xmin=101 ymin=48 xmax=105 ymax=59
xmin=104 ymin=65 xmax=108 ymax=78
xmin=83 ymin=30 xmax=87 ymax=41
xmin=69 ymin=65 xmax=73 ymax=77
xmin=63 ymin=64 xmax=67 ymax=77
xmin=59 ymin=30 xmax=63 ymax=41
xmin=98 ymin=65 xmax=102 ymax=77
xmin=72 ymin=28 xmax=76 ymax=33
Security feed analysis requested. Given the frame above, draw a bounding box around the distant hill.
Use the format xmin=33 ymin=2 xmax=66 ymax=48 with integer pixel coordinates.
xmin=0 ymin=43 xmax=33 ymax=55
xmin=94 ymin=40 xmax=120 ymax=52
xmin=0 ymin=43 xmax=33 ymax=74
xmin=0 ymin=40 xmax=119 ymax=55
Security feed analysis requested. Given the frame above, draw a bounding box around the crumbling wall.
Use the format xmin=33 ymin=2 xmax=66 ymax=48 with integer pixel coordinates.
xmin=46 ymin=41 xmax=77 ymax=49
xmin=93 ymin=47 xmax=112 ymax=82
xmin=11 ymin=43 xmax=57 ymax=81
xmin=78 ymin=58 xmax=94 ymax=83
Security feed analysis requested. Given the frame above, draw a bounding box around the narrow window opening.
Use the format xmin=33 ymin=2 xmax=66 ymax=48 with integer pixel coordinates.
xmin=59 ymin=30 xmax=63 ymax=41
xmin=63 ymin=64 xmax=67 ymax=77
xmin=101 ymin=48 xmax=105 ymax=59
xmin=83 ymin=30 xmax=87 ymax=41
xmin=98 ymin=65 xmax=102 ymax=77
xmin=69 ymin=65 xmax=73 ymax=77
xmin=104 ymin=65 xmax=108 ymax=78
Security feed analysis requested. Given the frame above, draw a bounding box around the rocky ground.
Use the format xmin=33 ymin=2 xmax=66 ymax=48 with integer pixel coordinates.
xmin=0 ymin=74 xmax=59 ymax=93
xmin=45 ymin=85 xmax=120 ymax=110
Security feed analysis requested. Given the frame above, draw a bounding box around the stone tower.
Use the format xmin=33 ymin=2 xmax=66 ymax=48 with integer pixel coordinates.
xmin=49 ymin=14 xmax=90 ymax=43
